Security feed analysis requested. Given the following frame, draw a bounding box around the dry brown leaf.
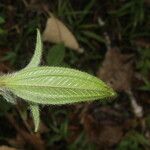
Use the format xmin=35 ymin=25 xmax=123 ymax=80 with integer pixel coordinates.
xmin=81 ymin=105 xmax=124 ymax=147
xmin=7 ymin=134 xmax=25 ymax=149
xmin=43 ymin=16 xmax=83 ymax=53
xmin=97 ymin=48 xmax=134 ymax=91
xmin=0 ymin=146 xmax=17 ymax=150
xmin=97 ymin=48 xmax=144 ymax=118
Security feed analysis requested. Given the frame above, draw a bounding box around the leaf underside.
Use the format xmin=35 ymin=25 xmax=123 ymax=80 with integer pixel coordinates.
xmin=0 ymin=89 xmax=17 ymax=104
xmin=24 ymin=29 xmax=42 ymax=132
xmin=1 ymin=67 xmax=115 ymax=105
xmin=30 ymin=104 xmax=40 ymax=132
xmin=25 ymin=29 xmax=42 ymax=69
xmin=0 ymin=29 xmax=116 ymax=132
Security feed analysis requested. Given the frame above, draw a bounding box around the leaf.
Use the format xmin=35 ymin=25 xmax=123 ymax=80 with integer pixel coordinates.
xmin=46 ymin=43 xmax=65 ymax=66
xmin=97 ymin=48 xmax=133 ymax=91
xmin=1 ymin=67 xmax=116 ymax=105
xmin=25 ymin=29 xmax=43 ymax=69
xmin=30 ymin=104 xmax=40 ymax=132
xmin=0 ymin=89 xmax=17 ymax=104
xmin=24 ymin=29 xmax=42 ymax=132
xmin=43 ymin=16 xmax=83 ymax=53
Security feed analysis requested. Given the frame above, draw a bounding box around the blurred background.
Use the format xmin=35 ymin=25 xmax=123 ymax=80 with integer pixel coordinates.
xmin=0 ymin=0 xmax=150 ymax=149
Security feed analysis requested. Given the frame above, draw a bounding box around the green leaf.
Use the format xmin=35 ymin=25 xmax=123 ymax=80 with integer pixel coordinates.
xmin=1 ymin=67 xmax=116 ymax=105
xmin=0 ymin=28 xmax=116 ymax=132
xmin=0 ymin=89 xmax=17 ymax=104
xmin=46 ymin=43 xmax=65 ymax=66
xmin=30 ymin=104 xmax=40 ymax=132
xmin=24 ymin=29 xmax=42 ymax=132
xmin=25 ymin=29 xmax=42 ymax=68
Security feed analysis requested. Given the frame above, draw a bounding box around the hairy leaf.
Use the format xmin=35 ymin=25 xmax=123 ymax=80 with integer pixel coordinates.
xmin=24 ymin=29 xmax=42 ymax=132
xmin=0 ymin=67 xmax=116 ymax=105
xmin=25 ymin=29 xmax=43 ymax=68
xmin=30 ymin=104 xmax=40 ymax=132
xmin=0 ymin=29 xmax=116 ymax=132
xmin=0 ymin=88 xmax=16 ymax=104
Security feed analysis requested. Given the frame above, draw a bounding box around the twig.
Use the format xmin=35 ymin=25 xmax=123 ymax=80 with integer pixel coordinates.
xmin=127 ymin=89 xmax=143 ymax=118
